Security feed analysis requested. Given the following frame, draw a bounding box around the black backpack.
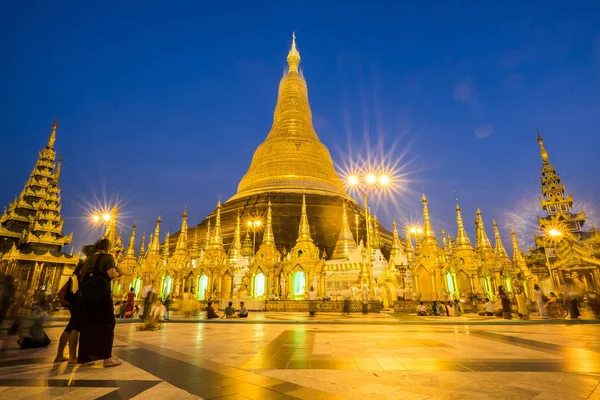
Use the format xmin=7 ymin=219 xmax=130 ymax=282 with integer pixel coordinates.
xmin=80 ymin=254 xmax=111 ymax=301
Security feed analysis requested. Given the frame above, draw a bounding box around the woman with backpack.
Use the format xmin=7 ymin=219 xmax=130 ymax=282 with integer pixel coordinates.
xmin=54 ymin=244 xmax=94 ymax=364
xmin=78 ymin=239 xmax=123 ymax=367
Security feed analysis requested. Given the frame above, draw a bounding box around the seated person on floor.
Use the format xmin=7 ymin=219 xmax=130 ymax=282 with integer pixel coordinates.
xmin=416 ymin=301 xmax=428 ymax=316
xmin=446 ymin=301 xmax=455 ymax=316
xmin=479 ymin=298 xmax=494 ymax=316
xmin=205 ymin=301 xmax=219 ymax=319
xmin=222 ymin=301 xmax=235 ymax=319
xmin=238 ymin=301 xmax=248 ymax=318
xmin=432 ymin=301 xmax=442 ymax=316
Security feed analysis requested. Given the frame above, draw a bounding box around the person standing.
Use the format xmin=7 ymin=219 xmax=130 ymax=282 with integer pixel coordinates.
xmin=534 ymin=284 xmax=549 ymax=319
xmin=361 ymin=285 xmax=369 ymax=315
xmin=54 ymin=244 xmax=93 ymax=364
xmin=397 ymin=286 xmax=405 ymax=301
xmin=515 ymin=288 xmax=529 ymax=320
xmin=308 ymin=286 xmax=318 ymax=317
xmin=125 ymin=287 xmax=135 ymax=318
xmin=78 ymin=239 xmax=122 ymax=367
xmin=341 ymin=285 xmax=352 ymax=315
xmin=498 ymin=286 xmax=512 ymax=320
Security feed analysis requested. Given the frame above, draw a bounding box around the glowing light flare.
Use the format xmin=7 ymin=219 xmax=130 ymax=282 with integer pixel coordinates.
xmin=378 ymin=175 xmax=390 ymax=186
xmin=347 ymin=175 xmax=359 ymax=186
xmin=547 ymin=228 xmax=562 ymax=237
xmin=92 ymin=215 xmax=100 ymax=223
xmin=102 ymin=213 xmax=112 ymax=222
xmin=365 ymin=173 xmax=377 ymax=185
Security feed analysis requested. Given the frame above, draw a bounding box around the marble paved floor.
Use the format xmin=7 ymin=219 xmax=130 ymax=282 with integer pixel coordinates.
xmin=1 ymin=321 xmax=600 ymax=399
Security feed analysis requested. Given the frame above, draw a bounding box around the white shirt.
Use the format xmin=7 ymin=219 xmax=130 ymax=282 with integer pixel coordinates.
xmin=308 ymin=290 xmax=317 ymax=301
xmin=485 ymin=301 xmax=494 ymax=313
xmin=417 ymin=304 xmax=427 ymax=313
xmin=398 ymin=288 xmax=405 ymax=296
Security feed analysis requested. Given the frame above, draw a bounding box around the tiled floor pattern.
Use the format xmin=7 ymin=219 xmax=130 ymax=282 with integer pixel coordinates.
xmin=1 ymin=321 xmax=600 ymax=399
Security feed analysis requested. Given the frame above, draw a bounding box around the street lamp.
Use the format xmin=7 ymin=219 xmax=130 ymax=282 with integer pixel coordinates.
xmin=346 ymin=171 xmax=391 ymax=288
xmin=247 ymin=218 xmax=262 ymax=255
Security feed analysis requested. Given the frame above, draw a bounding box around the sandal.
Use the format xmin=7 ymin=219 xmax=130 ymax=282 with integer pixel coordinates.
xmin=53 ymin=357 xmax=68 ymax=363
xmin=103 ymin=357 xmax=122 ymax=368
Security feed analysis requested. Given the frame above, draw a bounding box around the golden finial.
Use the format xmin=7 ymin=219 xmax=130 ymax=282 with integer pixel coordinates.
xmin=175 ymin=206 xmax=189 ymax=253
xmin=210 ymin=200 xmax=223 ymax=248
xmin=537 ymin=129 xmax=549 ymax=163
xmin=287 ymin=32 xmax=301 ymax=74
xmin=48 ymin=119 xmax=58 ymax=148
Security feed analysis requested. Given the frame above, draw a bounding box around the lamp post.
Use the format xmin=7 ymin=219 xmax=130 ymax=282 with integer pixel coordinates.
xmin=347 ymin=172 xmax=391 ymax=289
xmin=247 ymin=219 xmax=262 ymax=255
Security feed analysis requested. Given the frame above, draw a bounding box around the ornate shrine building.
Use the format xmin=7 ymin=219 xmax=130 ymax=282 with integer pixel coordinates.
xmin=113 ymin=35 xmax=536 ymax=307
xmin=526 ymin=133 xmax=600 ymax=292
xmin=0 ymin=121 xmax=78 ymax=294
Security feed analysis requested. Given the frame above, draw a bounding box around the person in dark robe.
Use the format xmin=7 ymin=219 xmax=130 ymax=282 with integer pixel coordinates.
xmin=78 ymin=239 xmax=122 ymax=367
xmin=498 ymin=286 xmax=512 ymax=320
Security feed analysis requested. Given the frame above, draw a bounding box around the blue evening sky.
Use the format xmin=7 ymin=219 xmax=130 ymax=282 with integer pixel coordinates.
xmin=1 ymin=1 xmax=599 ymax=251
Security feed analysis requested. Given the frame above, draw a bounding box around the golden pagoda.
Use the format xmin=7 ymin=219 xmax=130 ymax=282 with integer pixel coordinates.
xmin=529 ymin=132 xmax=600 ymax=290
xmin=0 ymin=121 xmax=78 ymax=293
xmin=168 ymin=34 xmax=391 ymax=262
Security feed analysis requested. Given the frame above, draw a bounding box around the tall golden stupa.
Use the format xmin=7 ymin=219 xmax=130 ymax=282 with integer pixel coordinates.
xmin=170 ymin=34 xmax=391 ymax=256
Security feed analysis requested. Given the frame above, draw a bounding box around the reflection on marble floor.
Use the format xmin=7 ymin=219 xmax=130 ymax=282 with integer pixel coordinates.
xmin=0 ymin=322 xmax=599 ymax=399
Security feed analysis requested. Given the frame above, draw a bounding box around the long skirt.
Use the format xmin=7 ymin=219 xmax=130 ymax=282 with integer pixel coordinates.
xmin=308 ymin=301 xmax=317 ymax=315
xmin=78 ymin=294 xmax=115 ymax=363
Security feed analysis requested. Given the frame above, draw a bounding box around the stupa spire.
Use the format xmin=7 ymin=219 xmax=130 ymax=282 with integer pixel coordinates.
xmin=175 ymin=207 xmax=188 ymax=254
xmin=511 ymin=230 xmax=525 ymax=263
xmin=204 ymin=220 xmax=211 ymax=250
xmin=242 ymin=227 xmax=253 ymax=257
xmin=287 ymin=32 xmax=301 ymax=74
xmin=537 ymin=130 xmax=549 ymax=164
xmin=455 ymin=202 xmax=472 ymax=249
xmin=48 ymin=119 xmax=58 ymax=148
xmin=209 ymin=201 xmax=224 ymax=250
xmin=228 ymin=211 xmax=243 ymax=263
xmin=493 ymin=220 xmax=509 ymax=259
xmin=162 ymin=231 xmax=170 ymax=259
xmin=148 ymin=217 xmax=161 ymax=255
xmin=475 ymin=209 xmax=492 ymax=250
xmin=232 ymin=34 xmax=345 ymax=200
xmin=263 ymin=201 xmax=276 ymax=246
xmin=332 ymin=201 xmax=357 ymax=259
xmin=390 ymin=221 xmax=402 ymax=257
xmin=421 ymin=194 xmax=437 ymax=245
xmin=297 ymin=193 xmax=312 ymax=243
xmin=125 ymin=223 xmax=136 ymax=258
xmin=138 ymin=233 xmax=146 ymax=259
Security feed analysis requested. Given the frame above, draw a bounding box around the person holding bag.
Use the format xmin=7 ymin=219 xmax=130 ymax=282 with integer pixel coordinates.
xmin=78 ymin=239 xmax=123 ymax=367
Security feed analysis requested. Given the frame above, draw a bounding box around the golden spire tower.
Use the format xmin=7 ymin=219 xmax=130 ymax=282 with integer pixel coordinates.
xmin=475 ymin=209 xmax=493 ymax=250
xmin=390 ymin=221 xmax=402 ymax=258
xmin=162 ymin=231 xmax=170 ymax=259
xmin=174 ymin=207 xmax=189 ymax=255
xmin=208 ymin=201 xmax=224 ymax=250
xmin=242 ymin=227 xmax=253 ymax=257
xmin=263 ymin=201 xmax=276 ymax=246
xmin=421 ymin=194 xmax=438 ymax=246
xmin=125 ymin=223 xmax=137 ymax=259
xmin=332 ymin=201 xmax=357 ymax=259
xmin=455 ymin=203 xmax=473 ymax=250
xmin=138 ymin=233 xmax=146 ymax=260
xmin=148 ymin=217 xmax=162 ymax=256
xmin=297 ymin=193 xmax=313 ymax=243
xmin=493 ymin=221 xmax=510 ymax=260
xmin=232 ymin=34 xmax=345 ymax=199
xmin=204 ymin=220 xmax=211 ymax=250
xmin=190 ymin=228 xmax=200 ymax=259
xmin=228 ymin=211 xmax=243 ymax=264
